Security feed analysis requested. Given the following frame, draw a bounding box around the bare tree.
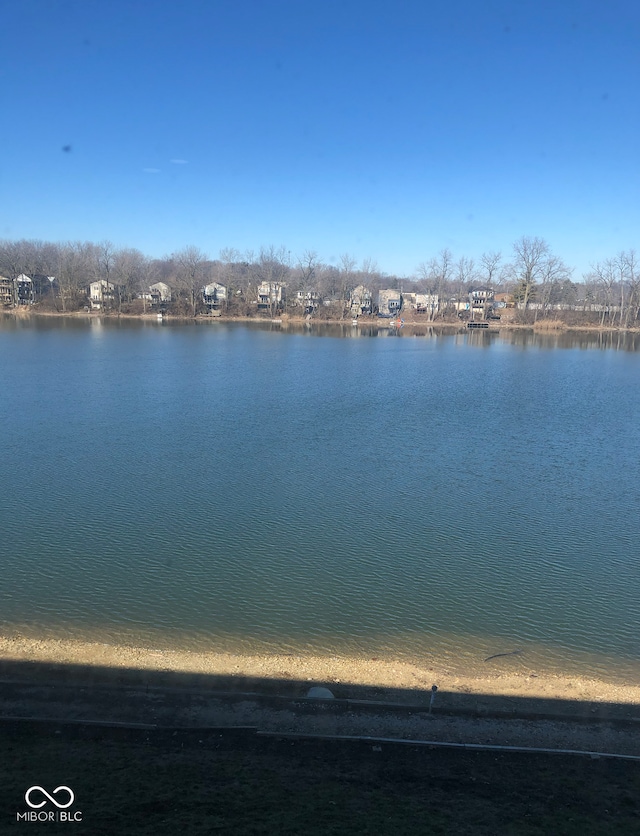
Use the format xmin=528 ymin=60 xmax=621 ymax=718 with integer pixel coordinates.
xmin=535 ymin=255 xmax=572 ymax=321
xmin=289 ymin=250 xmax=320 ymax=314
xmin=132 ymin=255 xmax=159 ymax=313
xmin=113 ymin=248 xmax=147 ymax=311
xmin=92 ymin=241 xmax=117 ymax=311
xmin=508 ymin=237 xmax=546 ymax=310
xmin=507 ymin=236 xmax=570 ymax=318
xmin=360 ymin=256 xmax=378 ymax=276
xmin=219 ymin=247 xmax=242 ymax=264
xmin=358 ymin=257 xmax=386 ymax=311
xmin=0 ymin=240 xmax=31 ymax=305
xmin=451 ymin=256 xmax=475 ymax=317
xmin=253 ymin=246 xmax=290 ymax=316
xmin=338 ymin=253 xmax=357 ymax=318
xmin=424 ymin=248 xmax=453 ymax=316
xmin=297 ymin=250 xmax=318 ymax=288
xmin=256 ymin=246 xmax=290 ymax=284
xmin=480 ymin=251 xmax=503 ymax=287
xmin=95 ymin=241 xmax=115 ymax=278
xmin=173 ymin=245 xmax=209 ymax=316
xmin=56 ymin=242 xmax=95 ymax=311
xmin=588 ymin=259 xmax=618 ymax=326
xmin=615 ymin=250 xmax=640 ymax=326
xmin=217 ymin=248 xmax=254 ymax=302
xmin=456 ymin=256 xmax=477 ymax=289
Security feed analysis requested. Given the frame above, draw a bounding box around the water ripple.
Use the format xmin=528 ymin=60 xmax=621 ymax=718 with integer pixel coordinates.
xmin=1 ymin=321 xmax=639 ymax=680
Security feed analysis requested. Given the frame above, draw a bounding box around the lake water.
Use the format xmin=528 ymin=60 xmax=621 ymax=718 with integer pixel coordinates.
xmin=1 ymin=315 xmax=639 ymax=681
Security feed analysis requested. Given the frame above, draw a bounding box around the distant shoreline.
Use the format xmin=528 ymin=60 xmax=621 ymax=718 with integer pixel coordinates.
xmin=3 ymin=306 xmax=639 ymax=334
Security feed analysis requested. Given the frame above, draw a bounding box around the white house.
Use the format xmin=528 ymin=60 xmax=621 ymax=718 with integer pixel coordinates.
xmin=257 ymin=281 xmax=286 ymax=310
xmin=414 ymin=293 xmax=439 ymax=316
xmin=203 ymin=281 xmax=227 ymax=311
xmin=149 ymin=281 xmax=172 ymax=303
xmin=88 ymin=279 xmax=116 ymax=310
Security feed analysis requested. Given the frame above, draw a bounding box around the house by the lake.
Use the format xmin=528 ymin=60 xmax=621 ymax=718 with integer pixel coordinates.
xmin=203 ymin=281 xmax=227 ymax=312
xmin=414 ymin=293 xmax=439 ymax=316
xmin=149 ymin=282 xmax=172 ymax=305
xmin=469 ymin=287 xmax=495 ymax=317
xmin=0 ymin=274 xmax=35 ymax=306
xmin=378 ymin=288 xmax=403 ymax=317
xmin=15 ymin=274 xmax=35 ymax=305
xmin=350 ymin=284 xmax=373 ymax=316
xmin=295 ymin=290 xmax=320 ymax=314
xmin=0 ymin=276 xmax=13 ymax=306
xmin=257 ymin=281 xmax=286 ymax=311
xmin=88 ymin=279 xmax=116 ymax=310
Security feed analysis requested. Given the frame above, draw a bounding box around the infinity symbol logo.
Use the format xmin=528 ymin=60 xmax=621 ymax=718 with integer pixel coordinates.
xmin=25 ymin=786 xmax=75 ymax=809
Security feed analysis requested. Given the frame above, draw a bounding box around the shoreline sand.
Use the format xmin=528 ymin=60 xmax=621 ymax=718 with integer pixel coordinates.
xmin=2 ymin=636 xmax=640 ymax=708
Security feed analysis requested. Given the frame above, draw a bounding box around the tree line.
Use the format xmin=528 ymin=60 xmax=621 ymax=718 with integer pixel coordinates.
xmin=0 ymin=236 xmax=638 ymax=325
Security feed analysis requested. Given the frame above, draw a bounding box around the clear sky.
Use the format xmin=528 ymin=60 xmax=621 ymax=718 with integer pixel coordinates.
xmin=2 ymin=0 xmax=639 ymax=279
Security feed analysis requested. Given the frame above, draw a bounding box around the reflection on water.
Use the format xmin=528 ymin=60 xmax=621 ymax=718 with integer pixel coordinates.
xmin=2 ymin=312 xmax=640 ymax=351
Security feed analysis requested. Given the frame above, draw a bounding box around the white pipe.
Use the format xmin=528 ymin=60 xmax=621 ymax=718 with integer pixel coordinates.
xmin=257 ymin=730 xmax=640 ymax=761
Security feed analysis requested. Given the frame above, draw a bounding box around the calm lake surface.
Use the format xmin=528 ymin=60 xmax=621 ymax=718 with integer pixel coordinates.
xmin=1 ymin=315 xmax=639 ymax=681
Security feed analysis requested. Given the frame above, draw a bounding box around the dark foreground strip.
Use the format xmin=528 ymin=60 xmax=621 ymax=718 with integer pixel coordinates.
xmin=257 ymin=730 xmax=640 ymax=762
xmin=2 ymin=715 xmax=640 ymax=762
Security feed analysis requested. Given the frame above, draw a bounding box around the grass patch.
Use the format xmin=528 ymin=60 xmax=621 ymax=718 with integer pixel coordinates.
xmin=1 ymin=725 xmax=639 ymax=834
xmin=532 ymin=318 xmax=568 ymax=331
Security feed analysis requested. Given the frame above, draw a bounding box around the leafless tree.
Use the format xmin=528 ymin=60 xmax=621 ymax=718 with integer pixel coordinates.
xmin=588 ymin=259 xmax=616 ymax=326
xmin=480 ymin=251 xmax=503 ymax=287
xmin=251 ymin=246 xmax=290 ymax=316
xmin=132 ymin=255 xmax=159 ymax=313
xmin=113 ymin=248 xmax=147 ymax=311
xmin=506 ymin=236 xmax=571 ymax=318
xmin=0 ymin=239 xmax=32 ymax=280
xmin=91 ymin=241 xmax=117 ymax=310
xmin=416 ymin=249 xmax=453 ymax=321
xmin=360 ymin=256 xmax=378 ymax=276
xmin=56 ymin=242 xmax=95 ymax=311
xmin=534 ymin=254 xmax=573 ymax=321
xmin=507 ymin=236 xmax=546 ymax=310
xmin=336 ymin=253 xmax=357 ymax=317
xmin=173 ymin=245 xmax=209 ymax=316
xmin=219 ymin=247 xmax=242 ymax=264
xmin=95 ymin=241 xmax=115 ymax=278
xmin=615 ymin=250 xmax=640 ymax=326
xmin=297 ymin=249 xmax=318 ymax=287
xmin=422 ymin=248 xmax=453 ymax=316
xmin=256 ymin=246 xmax=290 ymax=284
xmin=216 ymin=248 xmax=253 ymax=301
xmin=456 ymin=256 xmax=477 ymax=288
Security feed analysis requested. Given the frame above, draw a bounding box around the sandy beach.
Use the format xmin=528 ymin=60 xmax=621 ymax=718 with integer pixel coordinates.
xmin=3 ymin=634 xmax=640 ymax=760
xmin=2 ymin=635 xmax=640 ymax=708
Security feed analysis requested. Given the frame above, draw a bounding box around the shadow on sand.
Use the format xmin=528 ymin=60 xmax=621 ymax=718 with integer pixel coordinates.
xmin=1 ymin=658 xmax=639 ymax=741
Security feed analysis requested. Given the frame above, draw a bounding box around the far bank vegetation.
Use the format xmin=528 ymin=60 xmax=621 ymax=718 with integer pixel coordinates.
xmin=1 ymin=237 xmax=639 ymax=329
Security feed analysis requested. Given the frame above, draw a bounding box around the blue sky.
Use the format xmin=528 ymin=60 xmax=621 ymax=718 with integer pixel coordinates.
xmin=3 ymin=0 xmax=639 ymax=278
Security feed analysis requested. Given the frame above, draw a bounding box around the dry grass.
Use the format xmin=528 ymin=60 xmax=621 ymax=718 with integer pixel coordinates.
xmin=532 ymin=318 xmax=568 ymax=331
